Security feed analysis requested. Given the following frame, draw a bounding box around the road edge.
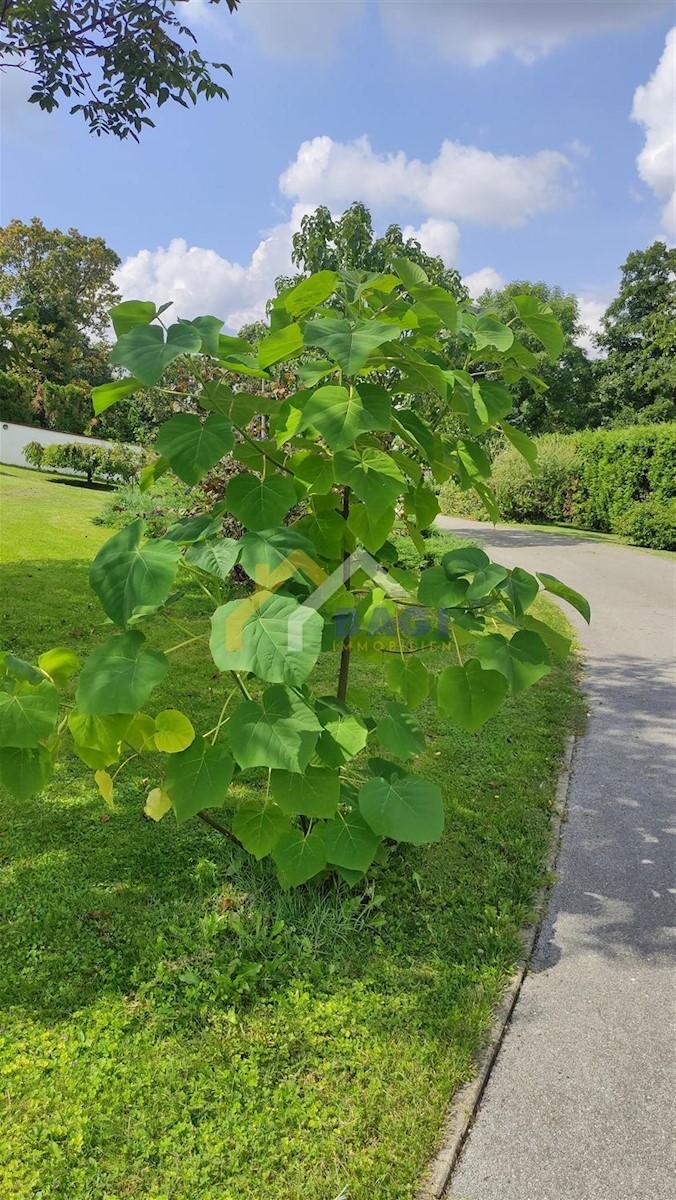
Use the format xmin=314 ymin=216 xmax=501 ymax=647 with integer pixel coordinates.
xmin=415 ymin=733 xmax=577 ymax=1200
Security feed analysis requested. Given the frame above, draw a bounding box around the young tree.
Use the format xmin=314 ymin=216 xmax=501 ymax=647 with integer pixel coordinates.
xmin=278 ymin=202 xmax=468 ymax=302
xmin=595 ymin=242 xmax=676 ymax=423
xmin=0 ymin=1 xmax=240 ymax=139
xmin=478 ymin=280 xmax=596 ymax=433
xmin=0 ymin=217 xmax=120 ymax=386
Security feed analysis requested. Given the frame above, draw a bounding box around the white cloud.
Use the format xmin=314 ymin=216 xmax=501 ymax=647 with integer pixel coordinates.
xmin=114 ymin=210 xmax=304 ymax=332
xmin=401 ymin=219 xmax=460 ymax=265
xmin=576 ymin=293 xmax=609 ymax=357
xmin=380 ymin=0 xmax=671 ymax=66
xmin=280 ymin=135 xmax=574 ymax=228
xmin=238 ymin=0 xmax=365 ymax=57
xmin=463 ymin=267 xmax=507 ymax=299
xmin=632 ymin=27 xmax=676 ymax=239
xmin=237 ymin=1 xmax=670 ymax=66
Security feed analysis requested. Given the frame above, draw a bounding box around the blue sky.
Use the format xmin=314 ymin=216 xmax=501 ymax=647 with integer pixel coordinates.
xmin=1 ymin=1 xmax=675 ymax=341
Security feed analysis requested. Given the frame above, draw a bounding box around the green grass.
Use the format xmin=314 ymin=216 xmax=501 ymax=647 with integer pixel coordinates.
xmin=0 ymin=466 xmax=584 ymax=1200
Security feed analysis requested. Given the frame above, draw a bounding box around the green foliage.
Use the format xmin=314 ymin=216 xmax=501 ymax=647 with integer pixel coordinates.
xmin=1 ymin=262 xmax=582 ymax=888
xmin=23 ymin=440 xmax=45 ymax=470
xmin=94 ymin=474 xmax=210 ymax=537
xmin=614 ymin=499 xmax=676 ymax=552
xmin=439 ymin=423 xmax=676 ymax=551
xmin=596 ymin=241 xmax=676 ymax=421
xmin=36 ymin=440 xmax=143 ymax=484
xmin=0 ymin=369 xmax=36 ymax=424
xmin=1 ymin=0 xmax=241 ymax=139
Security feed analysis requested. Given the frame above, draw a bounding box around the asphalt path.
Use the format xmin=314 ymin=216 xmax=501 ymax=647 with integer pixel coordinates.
xmin=435 ymin=519 xmax=676 ymax=1200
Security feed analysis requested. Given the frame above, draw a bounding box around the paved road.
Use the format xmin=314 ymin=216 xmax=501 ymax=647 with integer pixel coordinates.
xmin=436 ymin=519 xmax=676 ymax=1200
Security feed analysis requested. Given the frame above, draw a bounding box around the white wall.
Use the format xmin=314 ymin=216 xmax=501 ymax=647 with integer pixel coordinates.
xmin=0 ymin=421 xmax=133 ymax=471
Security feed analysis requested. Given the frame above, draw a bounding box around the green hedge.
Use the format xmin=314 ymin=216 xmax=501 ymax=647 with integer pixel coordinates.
xmin=26 ymin=440 xmax=143 ymax=484
xmin=439 ymin=424 xmax=676 ymax=550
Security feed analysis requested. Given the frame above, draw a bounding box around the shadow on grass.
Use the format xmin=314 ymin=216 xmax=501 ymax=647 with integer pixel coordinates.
xmin=46 ymin=476 xmax=115 ymax=491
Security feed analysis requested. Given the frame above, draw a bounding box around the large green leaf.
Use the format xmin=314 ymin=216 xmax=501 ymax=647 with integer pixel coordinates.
xmin=271 ymin=767 xmax=340 ymax=819
xmin=418 ymin=566 xmax=469 ymax=608
xmin=164 ymin=738 xmax=234 ymax=823
xmin=436 ymin=660 xmax=508 ymax=732
xmin=37 ymin=646 xmax=80 ymax=687
xmin=315 ymin=700 xmax=369 ymax=767
xmin=271 ymin=826 xmax=327 ymax=889
xmin=153 ymin=709 xmax=195 ymax=753
xmin=226 ymin=472 xmax=298 ymax=531
xmin=293 ymin=509 xmax=347 ymax=560
xmin=442 ymin=547 xmax=490 ymax=577
xmin=0 ymin=680 xmax=60 ymax=748
xmin=409 ymin=284 xmax=458 ymax=331
xmin=232 ymin=801 xmax=290 ymax=859
xmin=301 ymin=385 xmax=367 ymax=452
xmin=500 ymin=420 xmax=538 ymax=471
xmin=466 ymin=563 xmax=509 ymax=601
xmin=347 ymin=502 xmax=396 ymax=554
xmin=286 ymin=450 xmax=334 ymax=496
xmin=377 ymin=702 xmax=425 ymax=761
xmin=110 ymin=322 xmax=202 ymax=387
xmin=89 ymin=520 xmax=180 ymax=627
xmin=476 ymin=631 xmax=551 ymax=693
xmin=333 ymin=449 xmax=406 ymax=517
xmin=199 ymin=382 xmax=277 ymax=425
xmin=92 ymin=377 xmax=143 ymax=415
xmin=303 ymin=317 xmax=400 ymax=375
xmin=184 ymin=538 xmax=240 ymax=580
xmin=185 ymin=315 xmax=224 ymax=355
xmin=76 ymin=631 xmax=168 ymax=715
xmin=502 ymin=567 xmax=539 ymax=617
xmin=513 ymin=295 xmax=564 ymax=361
xmin=155 ymin=413 xmax=233 ymax=485
xmin=358 ymin=773 xmax=444 ymax=844
xmin=210 ymin=593 xmax=323 ymax=687
xmin=322 ymin=810 xmax=380 ymax=872
xmin=280 ymin=270 xmax=339 ymax=318
xmin=68 ymin=710 xmax=128 ymax=769
xmin=385 ymin=657 xmax=430 ymax=708
xmin=163 ymin=509 xmax=225 ymax=545
xmin=109 ymin=300 xmax=168 ymax=337
xmin=258 ymin=323 xmax=304 ymax=369
xmin=238 ymin=527 xmax=318 ymax=588
xmin=228 ymin=686 xmax=322 ymax=773
xmin=0 ymin=745 xmax=54 ymax=800
xmin=537 ymin=573 xmax=591 ymax=623
xmin=471 ymin=315 xmax=514 ymax=353
xmin=356 ymin=382 xmax=392 ymax=431
xmin=391 ymin=257 xmax=429 ymax=290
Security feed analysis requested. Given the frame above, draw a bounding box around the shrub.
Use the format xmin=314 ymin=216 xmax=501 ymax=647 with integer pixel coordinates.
xmin=0 ymin=370 xmax=37 ymax=425
xmin=614 ymin=499 xmax=676 ymax=551
xmin=440 ymin=434 xmax=581 ymax=524
xmin=23 ymin=441 xmax=45 ymax=470
xmin=39 ymin=441 xmax=143 ymax=484
xmin=95 ymin=474 xmax=210 ymax=536
xmin=572 ymin=424 xmax=676 ymax=531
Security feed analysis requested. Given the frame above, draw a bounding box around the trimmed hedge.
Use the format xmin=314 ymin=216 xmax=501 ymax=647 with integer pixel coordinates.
xmin=25 ymin=440 xmax=143 ymax=484
xmin=439 ymin=423 xmax=676 ymax=550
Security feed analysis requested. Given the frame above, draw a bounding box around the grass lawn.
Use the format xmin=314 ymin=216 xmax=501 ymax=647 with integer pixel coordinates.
xmin=0 ymin=466 xmax=583 ymax=1200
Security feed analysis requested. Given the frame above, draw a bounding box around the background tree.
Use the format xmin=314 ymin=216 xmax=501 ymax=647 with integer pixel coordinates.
xmin=595 ymin=241 xmax=676 ymax=425
xmin=0 ymin=0 xmax=240 ymax=139
xmin=278 ymin=202 xmax=468 ymax=301
xmin=0 ymin=217 xmax=120 ymax=387
xmin=477 ymin=280 xmax=596 ymax=433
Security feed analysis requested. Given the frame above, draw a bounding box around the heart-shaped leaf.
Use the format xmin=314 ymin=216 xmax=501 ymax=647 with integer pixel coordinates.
xmin=376 ymin=702 xmax=425 ymax=760
xmin=385 ymin=657 xmax=430 ymax=708
xmin=358 ymin=773 xmax=444 ymax=844
xmin=76 ymin=631 xmax=168 ymax=715
xmin=90 ymin=520 xmax=180 ymax=627
xmin=92 ymin=377 xmax=143 ymax=415
xmin=0 ymin=680 xmax=60 ymax=747
xmin=210 ymin=593 xmax=323 ymax=687
xmin=303 ymin=317 xmax=399 ymax=375
xmin=301 ymin=385 xmax=367 ymax=452
xmin=271 ymin=825 xmax=327 ymax=888
xmin=476 ymin=631 xmax=551 ymax=693
xmin=228 ymin=685 xmax=322 ymax=774
xmin=184 ymin=538 xmax=240 ymax=580
xmin=537 ymin=573 xmax=591 ymax=623
xmin=436 ymin=659 xmax=508 ymax=731
xmin=155 ymin=413 xmax=233 ymax=485
xmin=110 ymin=321 xmax=202 ymax=387
xmin=226 ymin=472 xmax=298 ymax=531
xmin=0 ymin=745 xmax=54 ymax=800
xmin=271 ymin=767 xmax=340 ymax=818
xmin=153 ymin=710 xmax=195 ymax=753
xmin=513 ymin=295 xmax=564 ymax=361
xmin=164 ymin=737 xmax=234 ymax=823
xmin=238 ymin=527 xmax=318 ymax=589
xmin=322 ymin=810 xmax=380 ymax=871
xmin=232 ymin=800 xmax=290 ymax=859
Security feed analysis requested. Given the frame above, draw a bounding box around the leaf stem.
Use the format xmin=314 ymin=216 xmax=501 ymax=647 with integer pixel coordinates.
xmin=232 ymin=423 xmax=294 ymax=476
xmin=337 ymin=486 xmax=352 ymax=704
xmin=230 ymin=670 xmax=253 ymax=701
xmin=196 ymin=810 xmax=243 ymax=847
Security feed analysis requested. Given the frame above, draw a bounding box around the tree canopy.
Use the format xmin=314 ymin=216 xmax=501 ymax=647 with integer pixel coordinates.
xmin=595 ymin=241 xmax=676 ymax=425
xmin=278 ymin=202 xmax=468 ymax=301
xmin=477 ymin=280 xmax=596 ymax=433
xmin=0 ymin=0 xmax=240 ymax=139
xmin=0 ymin=217 xmax=120 ymax=385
